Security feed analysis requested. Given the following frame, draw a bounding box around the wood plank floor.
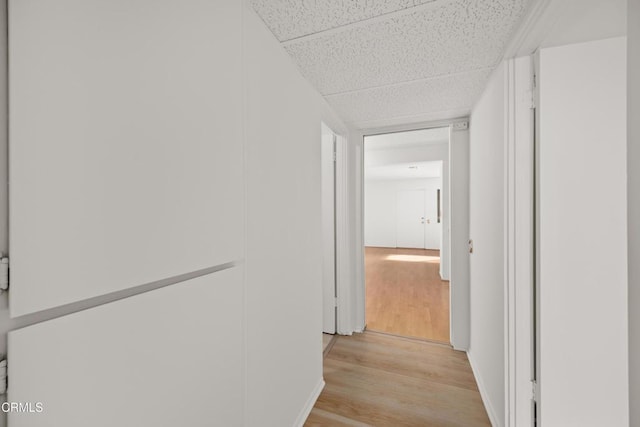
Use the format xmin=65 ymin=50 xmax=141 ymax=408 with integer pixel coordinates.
xmin=365 ymin=247 xmax=450 ymax=342
xmin=305 ymin=331 xmax=490 ymax=427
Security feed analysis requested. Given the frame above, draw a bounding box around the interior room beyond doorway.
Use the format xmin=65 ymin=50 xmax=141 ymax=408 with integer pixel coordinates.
xmin=364 ymin=127 xmax=450 ymax=342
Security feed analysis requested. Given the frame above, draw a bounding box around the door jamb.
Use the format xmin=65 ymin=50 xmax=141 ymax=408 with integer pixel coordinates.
xmin=334 ymin=134 xmax=351 ymax=335
xmin=504 ymin=54 xmax=536 ymax=427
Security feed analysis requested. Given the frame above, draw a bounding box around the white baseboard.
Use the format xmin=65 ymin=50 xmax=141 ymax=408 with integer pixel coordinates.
xmin=293 ymin=378 xmax=325 ymax=427
xmin=467 ymin=351 xmax=502 ymax=427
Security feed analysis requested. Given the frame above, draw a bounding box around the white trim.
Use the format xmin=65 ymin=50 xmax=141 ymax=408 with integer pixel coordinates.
xmin=354 ymin=141 xmax=366 ymax=333
xmin=293 ymin=378 xmax=325 ymax=427
xmin=335 ymin=134 xmax=353 ymax=335
xmin=468 ymin=350 xmax=502 ymax=427
xmin=504 ymin=58 xmax=516 ymax=427
xmin=357 ymin=117 xmax=468 ymax=138
xmin=504 ymin=55 xmax=535 ymax=427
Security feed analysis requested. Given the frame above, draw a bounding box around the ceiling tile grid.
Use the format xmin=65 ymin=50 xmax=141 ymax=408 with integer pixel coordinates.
xmin=250 ymin=0 xmax=531 ymax=129
xmin=284 ymin=0 xmax=528 ymax=95
xmin=326 ymin=68 xmax=492 ymax=126
xmin=250 ymin=0 xmax=437 ymax=41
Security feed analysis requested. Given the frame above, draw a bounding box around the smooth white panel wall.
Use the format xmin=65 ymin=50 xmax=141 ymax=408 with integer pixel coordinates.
xmin=244 ymin=6 xmax=346 ymax=426
xmin=364 ymin=178 xmax=442 ymax=250
xmin=449 ymin=128 xmax=470 ymax=350
xmin=468 ymin=63 xmax=506 ymax=426
xmin=8 ymin=268 xmax=243 ymax=427
xmin=9 ymin=0 xmax=243 ymax=316
xmin=539 ymin=37 xmax=628 ymax=426
xmin=629 ymin=1 xmax=640 ymax=424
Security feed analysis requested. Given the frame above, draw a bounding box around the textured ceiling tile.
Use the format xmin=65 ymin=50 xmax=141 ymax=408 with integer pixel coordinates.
xmin=325 ymin=68 xmax=492 ymax=126
xmin=285 ymin=0 xmax=528 ymax=95
xmin=250 ymin=0 xmax=436 ymax=41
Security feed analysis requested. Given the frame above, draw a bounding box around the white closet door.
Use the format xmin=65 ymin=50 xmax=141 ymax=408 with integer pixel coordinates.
xmin=9 ymin=0 xmax=243 ymax=316
xmin=396 ymin=189 xmax=425 ymax=249
xmin=8 ymin=268 xmax=243 ymax=427
xmin=424 ymin=185 xmax=441 ymax=250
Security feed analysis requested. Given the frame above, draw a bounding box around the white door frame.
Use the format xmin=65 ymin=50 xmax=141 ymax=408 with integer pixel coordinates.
xmin=321 ymin=123 xmax=350 ymax=335
xmin=342 ymin=119 xmax=469 ymax=342
xmin=321 ymin=124 xmax=337 ymax=334
xmin=333 ymin=133 xmax=351 ymax=335
xmin=504 ymin=55 xmax=535 ymax=426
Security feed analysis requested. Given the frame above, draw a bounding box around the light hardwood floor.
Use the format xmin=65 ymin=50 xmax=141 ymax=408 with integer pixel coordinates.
xmin=365 ymin=247 xmax=450 ymax=342
xmin=305 ymin=331 xmax=491 ymax=426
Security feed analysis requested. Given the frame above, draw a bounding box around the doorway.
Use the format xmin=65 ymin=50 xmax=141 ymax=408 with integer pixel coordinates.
xmin=363 ymin=127 xmax=450 ymax=342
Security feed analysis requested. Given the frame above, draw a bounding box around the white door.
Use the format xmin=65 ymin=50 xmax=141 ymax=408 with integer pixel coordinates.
xmin=424 ymin=186 xmax=441 ymax=250
xmin=321 ymin=125 xmax=336 ymax=334
xmin=396 ymin=189 xmax=426 ymax=249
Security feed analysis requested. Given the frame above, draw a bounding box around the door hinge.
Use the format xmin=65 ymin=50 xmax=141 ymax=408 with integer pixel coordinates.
xmin=333 ymin=151 xmax=337 ymax=162
xmin=334 ymin=297 xmax=338 ymax=308
xmin=531 ymin=380 xmax=538 ymax=401
xmin=0 ymin=359 xmax=7 ymax=394
xmin=0 ymin=256 xmax=8 ymax=291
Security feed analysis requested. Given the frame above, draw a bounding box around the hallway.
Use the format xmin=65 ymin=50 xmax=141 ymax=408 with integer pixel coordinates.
xmin=306 ymin=331 xmax=490 ymax=426
xmin=365 ymin=247 xmax=450 ymax=342
xmin=1 ymin=1 xmax=633 ymax=426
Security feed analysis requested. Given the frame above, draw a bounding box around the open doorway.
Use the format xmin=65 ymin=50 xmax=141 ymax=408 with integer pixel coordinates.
xmin=363 ymin=127 xmax=450 ymax=343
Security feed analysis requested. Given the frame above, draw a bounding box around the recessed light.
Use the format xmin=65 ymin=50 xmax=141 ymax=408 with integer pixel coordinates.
xmin=408 ymin=166 xmax=418 ymax=169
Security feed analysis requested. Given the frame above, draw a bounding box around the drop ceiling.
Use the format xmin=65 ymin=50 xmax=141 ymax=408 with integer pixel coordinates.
xmin=250 ymin=0 xmax=532 ymax=129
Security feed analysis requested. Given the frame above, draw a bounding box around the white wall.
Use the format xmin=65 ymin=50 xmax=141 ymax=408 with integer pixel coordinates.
xmin=468 ymin=63 xmax=506 ymax=427
xmin=364 ymin=178 xmax=442 ymax=250
xmin=539 ymin=37 xmax=628 ymax=426
xmin=9 ymin=269 xmax=244 ymax=427
xmin=2 ymin=1 xmax=348 ymax=426
xmin=364 ymin=180 xmax=397 ymax=248
xmin=244 ymin=6 xmax=347 ymax=426
xmin=629 ymin=1 xmax=640 ymax=424
xmin=449 ymin=128 xmax=470 ymax=350
xmin=7 ymin=0 xmax=246 ymax=425
xmin=365 ymin=143 xmax=448 ymax=167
